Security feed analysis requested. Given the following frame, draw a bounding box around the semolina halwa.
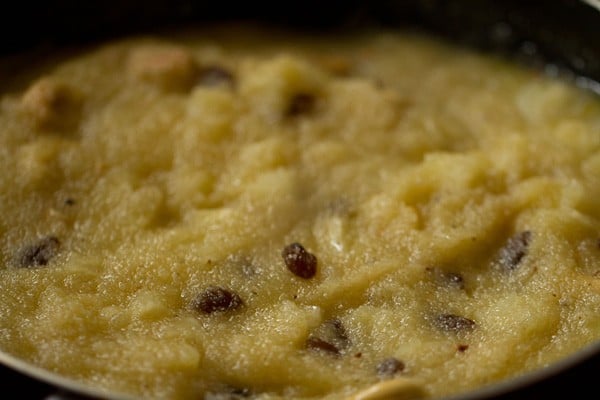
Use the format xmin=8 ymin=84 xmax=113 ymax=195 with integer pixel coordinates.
xmin=0 ymin=25 xmax=600 ymax=400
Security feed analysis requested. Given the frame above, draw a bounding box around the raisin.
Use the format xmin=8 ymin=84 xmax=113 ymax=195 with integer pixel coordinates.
xmin=457 ymin=344 xmax=469 ymax=352
xmin=19 ymin=236 xmax=60 ymax=267
xmin=376 ymin=357 xmax=405 ymax=378
xmin=286 ymin=93 xmax=316 ymax=117
xmin=64 ymin=198 xmax=76 ymax=206
xmin=433 ymin=314 xmax=476 ymax=333
xmin=191 ymin=286 xmax=243 ymax=314
xmin=306 ymin=318 xmax=350 ymax=357
xmin=282 ymin=242 xmax=317 ymax=279
xmin=306 ymin=337 xmax=341 ymax=356
xmin=197 ymin=65 xmax=235 ymax=88
xmin=498 ymin=231 xmax=532 ymax=270
xmin=322 ymin=319 xmax=350 ymax=349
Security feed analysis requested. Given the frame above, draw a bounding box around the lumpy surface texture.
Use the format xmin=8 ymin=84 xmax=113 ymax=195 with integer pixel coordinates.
xmin=0 ymin=25 xmax=599 ymax=400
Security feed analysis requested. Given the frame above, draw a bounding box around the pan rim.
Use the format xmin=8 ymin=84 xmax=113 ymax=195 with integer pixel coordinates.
xmin=1 ymin=339 xmax=599 ymax=399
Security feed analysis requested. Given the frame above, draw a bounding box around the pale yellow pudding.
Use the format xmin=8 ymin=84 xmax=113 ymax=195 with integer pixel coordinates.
xmin=0 ymin=25 xmax=599 ymax=400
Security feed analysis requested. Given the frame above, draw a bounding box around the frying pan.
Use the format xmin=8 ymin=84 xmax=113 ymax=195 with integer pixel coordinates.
xmin=1 ymin=1 xmax=599 ymax=399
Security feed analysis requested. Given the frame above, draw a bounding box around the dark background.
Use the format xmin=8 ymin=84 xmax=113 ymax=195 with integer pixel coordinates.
xmin=1 ymin=0 xmax=599 ymax=82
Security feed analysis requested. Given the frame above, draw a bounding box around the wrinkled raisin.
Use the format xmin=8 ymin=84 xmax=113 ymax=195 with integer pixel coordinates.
xmin=197 ymin=65 xmax=235 ymax=88
xmin=19 ymin=236 xmax=60 ymax=267
xmin=306 ymin=337 xmax=341 ymax=356
xmin=191 ymin=286 xmax=243 ymax=314
xmin=286 ymin=93 xmax=316 ymax=117
xmin=433 ymin=314 xmax=476 ymax=333
xmin=376 ymin=357 xmax=405 ymax=378
xmin=282 ymin=242 xmax=317 ymax=279
xmin=322 ymin=319 xmax=350 ymax=349
xmin=306 ymin=318 xmax=350 ymax=357
xmin=498 ymin=231 xmax=532 ymax=270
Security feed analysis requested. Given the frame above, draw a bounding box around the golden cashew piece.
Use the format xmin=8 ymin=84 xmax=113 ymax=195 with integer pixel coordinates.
xmin=348 ymin=378 xmax=426 ymax=400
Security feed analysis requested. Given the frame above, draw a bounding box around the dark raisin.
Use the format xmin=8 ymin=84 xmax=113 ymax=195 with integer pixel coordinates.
xmin=19 ymin=236 xmax=60 ymax=267
xmin=433 ymin=314 xmax=476 ymax=333
xmin=306 ymin=318 xmax=350 ymax=357
xmin=457 ymin=344 xmax=469 ymax=352
xmin=322 ymin=319 xmax=350 ymax=349
xmin=306 ymin=337 xmax=341 ymax=356
xmin=498 ymin=231 xmax=532 ymax=270
xmin=282 ymin=242 xmax=317 ymax=279
xmin=191 ymin=286 xmax=243 ymax=314
xmin=286 ymin=93 xmax=316 ymax=117
xmin=64 ymin=198 xmax=75 ymax=206
xmin=197 ymin=65 xmax=235 ymax=88
xmin=376 ymin=357 xmax=405 ymax=378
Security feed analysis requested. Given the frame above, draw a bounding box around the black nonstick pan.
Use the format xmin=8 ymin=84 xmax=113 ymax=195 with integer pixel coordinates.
xmin=1 ymin=1 xmax=599 ymax=399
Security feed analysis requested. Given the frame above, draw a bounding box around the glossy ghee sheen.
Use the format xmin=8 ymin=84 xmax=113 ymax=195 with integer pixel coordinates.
xmin=0 ymin=26 xmax=599 ymax=400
